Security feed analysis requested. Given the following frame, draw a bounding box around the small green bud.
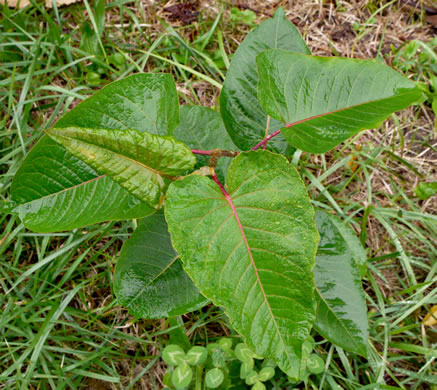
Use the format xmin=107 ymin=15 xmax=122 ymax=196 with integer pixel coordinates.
xmin=252 ymin=382 xmax=266 ymax=390
xmin=205 ymin=368 xmax=224 ymax=388
xmin=110 ymin=52 xmax=125 ymax=67
xmin=211 ymin=348 xmax=226 ymax=368
xmin=307 ymin=354 xmax=324 ymax=375
xmin=218 ymin=337 xmax=232 ymax=351
xmin=240 ymin=358 xmax=254 ymax=379
xmin=186 ymin=346 xmax=208 ymax=366
xmin=245 ymin=370 xmax=259 ymax=386
xmin=206 ymin=343 xmax=220 ymax=354
xmin=86 ymin=71 xmax=101 ymax=85
xmin=171 ymin=363 xmax=193 ymax=389
xmin=234 ymin=343 xmax=254 ymax=362
xmin=162 ymin=344 xmax=185 ymax=366
xmin=258 ymin=366 xmax=275 ymax=382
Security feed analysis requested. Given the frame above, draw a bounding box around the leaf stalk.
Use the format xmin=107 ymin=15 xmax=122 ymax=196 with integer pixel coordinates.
xmin=191 ymin=149 xmax=239 ymax=158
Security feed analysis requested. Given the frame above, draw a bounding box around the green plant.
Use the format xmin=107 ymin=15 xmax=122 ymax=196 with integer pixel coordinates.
xmin=162 ymin=339 xmax=272 ymax=389
xmin=162 ymin=341 xmax=232 ymax=389
xmin=4 ymin=7 xmax=422 ymax=383
xmin=391 ymin=37 xmax=437 ymax=117
xmin=161 ymin=336 xmax=326 ymax=389
xmin=230 ymin=7 xmax=257 ymax=27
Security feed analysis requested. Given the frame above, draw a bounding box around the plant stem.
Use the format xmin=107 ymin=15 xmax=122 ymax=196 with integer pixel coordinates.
xmin=251 ymin=129 xmax=281 ymax=150
xmin=191 ymin=149 xmax=239 ymax=157
xmin=195 ymin=365 xmax=203 ymax=390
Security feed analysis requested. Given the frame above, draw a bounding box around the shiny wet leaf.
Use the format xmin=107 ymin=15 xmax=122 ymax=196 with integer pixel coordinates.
xmin=257 ymin=50 xmax=422 ymax=153
xmin=114 ymin=212 xmax=208 ymax=318
xmin=46 ymin=127 xmax=196 ymax=207
xmin=165 ymin=151 xmax=318 ymax=379
xmin=314 ymin=211 xmax=369 ymax=357
xmin=220 ymin=7 xmax=310 ymax=153
xmin=11 ymin=73 xmax=178 ymax=232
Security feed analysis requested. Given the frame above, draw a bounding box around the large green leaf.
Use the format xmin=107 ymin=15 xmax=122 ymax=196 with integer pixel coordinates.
xmin=55 ymin=73 xmax=179 ymax=135
xmin=46 ymin=127 xmax=196 ymax=208
xmin=11 ymin=74 xmax=179 ymax=232
xmin=114 ymin=212 xmax=208 ymax=318
xmin=314 ymin=211 xmax=368 ymax=357
xmin=256 ymin=50 xmax=422 ymax=153
xmin=173 ymin=105 xmax=238 ymax=182
xmin=220 ymin=7 xmax=310 ymax=153
xmin=165 ymin=151 xmax=318 ymax=379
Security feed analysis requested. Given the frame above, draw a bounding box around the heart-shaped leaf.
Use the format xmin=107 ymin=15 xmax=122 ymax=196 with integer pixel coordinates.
xmin=220 ymin=7 xmax=310 ymax=153
xmin=257 ymin=50 xmax=422 ymax=153
xmin=114 ymin=212 xmax=208 ymax=318
xmin=46 ymin=127 xmax=196 ymax=207
xmin=173 ymin=105 xmax=238 ymax=182
xmin=11 ymin=73 xmax=178 ymax=232
xmin=165 ymin=150 xmax=318 ymax=379
xmin=313 ymin=210 xmax=368 ymax=357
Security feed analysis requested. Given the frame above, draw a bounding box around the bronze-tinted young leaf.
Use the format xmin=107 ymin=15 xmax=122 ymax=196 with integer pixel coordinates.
xmin=46 ymin=127 xmax=196 ymax=208
xmin=314 ymin=211 xmax=368 ymax=357
xmin=173 ymin=105 xmax=238 ymax=182
xmin=257 ymin=50 xmax=422 ymax=153
xmin=11 ymin=74 xmax=179 ymax=232
xmin=165 ymin=151 xmax=318 ymax=379
xmin=114 ymin=212 xmax=208 ymax=318
xmin=220 ymin=7 xmax=310 ymax=153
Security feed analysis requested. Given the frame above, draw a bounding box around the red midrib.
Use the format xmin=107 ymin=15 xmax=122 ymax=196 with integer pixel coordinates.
xmin=211 ymin=172 xmax=286 ymax=348
xmin=251 ymin=90 xmax=418 ymax=150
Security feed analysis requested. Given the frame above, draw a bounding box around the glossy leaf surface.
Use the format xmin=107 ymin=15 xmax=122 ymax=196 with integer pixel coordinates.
xmin=220 ymin=7 xmax=310 ymax=153
xmin=314 ymin=211 xmax=368 ymax=357
xmin=11 ymin=74 xmax=179 ymax=232
xmin=55 ymin=73 xmax=179 ymax=135
xmin=46 ymin=127 xmax=195 ymax=207
xmin=257 ymin=50 xmax=422 ymax=153
xmin=173 ymin=105 xmax=238 ymax=182
xmin=165 ymin=151 xmax=318 ymax=378
xmin=114 ymin=212 xmax=208 ymax=318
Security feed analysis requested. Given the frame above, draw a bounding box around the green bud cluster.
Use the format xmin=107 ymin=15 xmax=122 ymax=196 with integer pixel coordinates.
xmin=235 ymin=343 xmax=276 ymax=390
xmin=161 ymin=339 xmax=233 ymax=389
xmin=161 ymin=336 xmax=326 ymax=389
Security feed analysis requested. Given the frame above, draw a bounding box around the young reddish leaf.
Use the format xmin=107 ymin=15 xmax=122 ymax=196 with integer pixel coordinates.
xmin=165 ymin=151 xmax=318 ymax=379
xmin=46 ymin=127 xmax=196 ymax=208
xmin=11 ymin=74 xmax=179 ymax=232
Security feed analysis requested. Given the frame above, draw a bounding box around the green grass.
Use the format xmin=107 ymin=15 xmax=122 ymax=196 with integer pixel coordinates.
xmin=1 ymin=1 xmax=436 ymax=389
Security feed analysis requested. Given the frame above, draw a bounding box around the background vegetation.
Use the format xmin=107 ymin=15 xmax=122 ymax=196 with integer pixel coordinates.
xmin=0 ymin=0 xmax=435 ymax=389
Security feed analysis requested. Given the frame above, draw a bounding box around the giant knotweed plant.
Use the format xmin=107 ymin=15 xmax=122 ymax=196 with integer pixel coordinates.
xmin=6 ymin=9 xmax=421 ymax=380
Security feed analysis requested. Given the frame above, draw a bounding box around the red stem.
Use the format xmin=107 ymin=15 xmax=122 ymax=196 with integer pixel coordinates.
xmin=211 ymin=172 xmax=247 ymax=252
xmin=192 ymin=149 xmax=239 ymax=158
xmin=251 ymin=129 xmax=281 ymax=150
xmin=211 ymin=172 xmax=227 ymax=195
xmin=191 ymin=149 xmax=213 ymax=155
xmin=210 ymin=171 xmax=277 ymax=329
